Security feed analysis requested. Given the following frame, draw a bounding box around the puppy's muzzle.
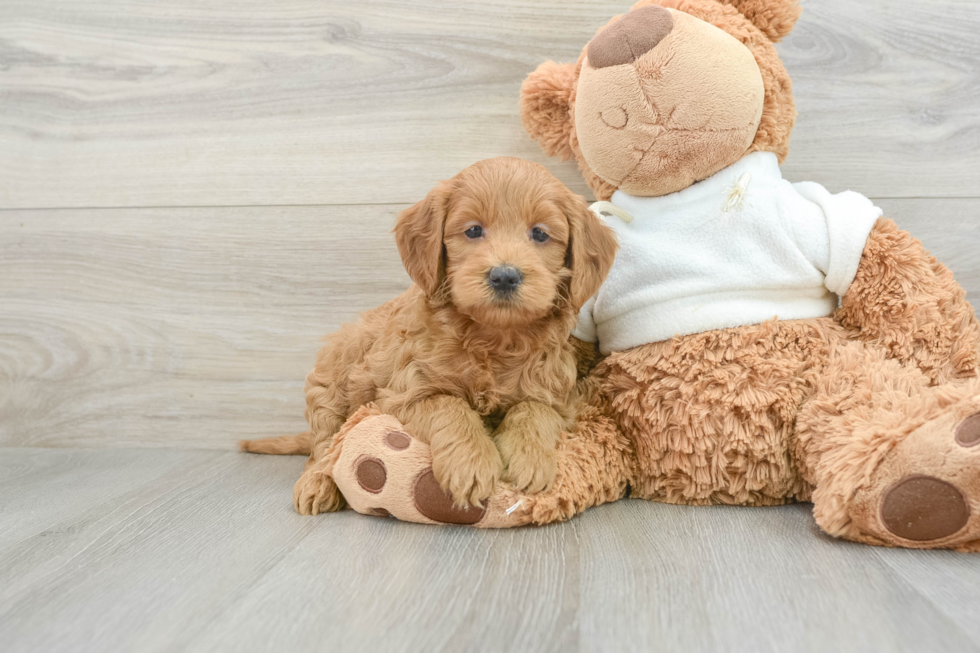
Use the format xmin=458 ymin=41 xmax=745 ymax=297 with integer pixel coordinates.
xmin=487 ymin=265 xmax=523 ymax=298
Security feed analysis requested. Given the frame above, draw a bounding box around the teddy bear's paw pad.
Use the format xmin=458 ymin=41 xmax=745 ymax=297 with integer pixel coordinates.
xmin=355 ymin=457 xmax=387 ymax=493
xmin=955 ymin=413 xmax=980 ymax=448
xmin=880 ymin=475 xmax=971 ymax=542
xmin=385 ymin=430 xmax=411 ymax=450
xmin=413 ymin=469 xmax=486 ymax=525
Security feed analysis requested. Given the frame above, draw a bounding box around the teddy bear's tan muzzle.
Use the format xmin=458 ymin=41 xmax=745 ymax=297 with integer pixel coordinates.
xmin=587 ymin=5 xmax=674 ymax=69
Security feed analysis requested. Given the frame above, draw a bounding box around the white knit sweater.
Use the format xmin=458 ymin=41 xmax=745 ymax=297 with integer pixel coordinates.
xmin=574 ymin=152 xmax=883 ymax=354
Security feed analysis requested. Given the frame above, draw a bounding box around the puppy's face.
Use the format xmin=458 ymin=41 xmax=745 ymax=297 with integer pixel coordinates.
xmin=395 ymin=157 xmax=617 ymax=329
xmin=442 ymin=171 xmax=570 ymax=327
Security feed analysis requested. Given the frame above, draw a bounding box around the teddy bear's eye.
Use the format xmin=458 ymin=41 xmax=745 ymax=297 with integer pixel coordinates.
xmin=531 ymin=227 xmax=550 ymax=243
xmin=465 ymin=225 xmax=483 ymax=239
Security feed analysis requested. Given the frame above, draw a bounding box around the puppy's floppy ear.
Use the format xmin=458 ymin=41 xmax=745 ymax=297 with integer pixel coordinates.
xmin=520 ymin=60 xmax=578 ymax=162
xmin=562 ymin=194 xmax=618 ymax=311
xmin=394 ymin=179 xmax=453 ymax=296
xmin=716 ymin=0 xmax=802 ymax=42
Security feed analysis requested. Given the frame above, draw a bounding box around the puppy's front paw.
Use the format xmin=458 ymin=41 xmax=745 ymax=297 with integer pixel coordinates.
xmin=293 ymin=468 xmax=345 ymax=515
xmin=431 ymin=435 xmax=502 ymax=508
xmin=498 ymin=432 xmax=557 ymax=494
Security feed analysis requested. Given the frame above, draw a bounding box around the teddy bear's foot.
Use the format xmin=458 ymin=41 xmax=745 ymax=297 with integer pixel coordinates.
xmin=846 ymin=394 xmax=980 ymax=549
xmin=325 ymin=405 xmax=533 ymax=527
xmin=318 ymin=402 xmax=633 ymax=528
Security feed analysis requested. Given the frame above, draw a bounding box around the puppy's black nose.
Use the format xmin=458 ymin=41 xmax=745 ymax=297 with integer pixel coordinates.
xmin=488 ymin=266 xmax=523 ymax=295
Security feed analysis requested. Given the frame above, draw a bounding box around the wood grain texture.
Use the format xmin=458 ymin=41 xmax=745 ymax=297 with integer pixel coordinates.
xmin=1 ymin=448 xmax=979 ymax=653
xmin=1 ymin=0 xmax=979 ymax=209
xmin=779 ymin=0 xmax=980 ymax=197
xmin=0 ymin=447 xmax=204 ymax=548
xmin=0 ymin=205 xmax=410 ymax=448
xmin=0 ymin=450 xmax=315 ymax=653
xmin=576 ymin=502 xmax=980 ymax=652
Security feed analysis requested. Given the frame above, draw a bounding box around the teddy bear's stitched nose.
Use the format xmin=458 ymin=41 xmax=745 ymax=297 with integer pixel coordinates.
xmin=587 ymin=5 xmax=674 ymax=69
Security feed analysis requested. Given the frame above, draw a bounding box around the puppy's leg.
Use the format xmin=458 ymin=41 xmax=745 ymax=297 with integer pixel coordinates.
xmin=494 ymin=402 xmax=563 ymax=494
xmin=293 ymin=384 xmax=347 ymax=515
xmin=399 ymin=395 xmax=502 ymax=508
xmin=293 ymin=455 xmax=345 ymax=516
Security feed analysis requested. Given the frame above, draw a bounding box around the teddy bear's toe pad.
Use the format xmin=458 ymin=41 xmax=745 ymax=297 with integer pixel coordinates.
xmin=413 ymin=469 xmax=486 ymax=524
xmin=880 ymin=475 xmax=971 ymax=541
xmin=955 ymin=413 xmax=980 ymax=448
xmin=355 ymin=457 xmax=387 ymax=493
xmin=386 ymin=431 xmax=411 ymax=450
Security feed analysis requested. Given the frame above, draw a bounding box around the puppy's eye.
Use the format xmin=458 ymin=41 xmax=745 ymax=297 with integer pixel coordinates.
xmin=465 ymin=225 xmax=483 ymax=239
xmin=531 ymin=227 xmax=550 ymax=243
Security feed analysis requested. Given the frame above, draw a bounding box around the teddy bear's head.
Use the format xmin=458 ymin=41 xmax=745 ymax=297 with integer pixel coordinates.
xmin=520 ymin=0 xmax=800 ymax=199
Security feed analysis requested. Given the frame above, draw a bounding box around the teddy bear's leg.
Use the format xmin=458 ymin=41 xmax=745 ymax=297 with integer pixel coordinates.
xmin=836 ymin=217 xmax=980 ymax=385
xmin=327 ymin=399 xmax=634 ymax=528
xmin=515 ymin=398 xmax=635 ymax=526
xmin=795 ymin=340 xmax=980 ymax=550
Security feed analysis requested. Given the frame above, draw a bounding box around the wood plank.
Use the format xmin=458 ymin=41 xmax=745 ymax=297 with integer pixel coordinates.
xmin=0 ymin=449 xmax=316 ymax=653
xmin=0 ymin=205 xmax=411 ymax=448
xmin=780 ymin=0 xmax=980 ymax=197
xmin=186 ymin=507 xmax=580 ymax=653
xmin=0 ymin=447 xmax=209 ymax=548
xmin=2 ymin=199 xmax=978 ymax=450
xmin=1 ymin=0 xmax=979 ymax=209
xmin=2 ymin=448 xmax=979 ymax=653
xmin=0 ymin=449 xmax=577 ymax=653
xmin=575 ymin=501 xmax=979 ymax=652
xmin=873 ymin=548 xmax=980 ymax=648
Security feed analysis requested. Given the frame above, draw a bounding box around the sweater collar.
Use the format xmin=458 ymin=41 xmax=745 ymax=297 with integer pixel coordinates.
xmin=610 ymin=152 xmax=783 ymax=215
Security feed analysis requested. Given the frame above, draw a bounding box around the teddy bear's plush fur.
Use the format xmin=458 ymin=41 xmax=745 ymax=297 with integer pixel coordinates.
xmin=263 ymin=0 xmax=980 ymax=550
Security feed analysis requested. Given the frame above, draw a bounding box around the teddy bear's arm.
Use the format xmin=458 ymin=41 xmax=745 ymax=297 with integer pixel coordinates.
xmin=835 ymin=217 xmax=980 ymax=384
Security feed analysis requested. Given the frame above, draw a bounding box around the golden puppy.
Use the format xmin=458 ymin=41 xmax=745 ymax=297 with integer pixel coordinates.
xmin=242 ymin=157 xmax=617 ymax=514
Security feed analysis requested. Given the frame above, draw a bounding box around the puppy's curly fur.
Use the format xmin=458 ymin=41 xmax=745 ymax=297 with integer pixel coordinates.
xmin=241 ymin=158 xmax=617 ymax=514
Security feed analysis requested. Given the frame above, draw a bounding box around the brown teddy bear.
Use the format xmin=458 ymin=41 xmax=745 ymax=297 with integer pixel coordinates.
xmin=312 ymin=0 xmax=980 ymax=550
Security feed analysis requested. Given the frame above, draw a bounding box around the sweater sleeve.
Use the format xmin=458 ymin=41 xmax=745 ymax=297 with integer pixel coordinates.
xmin=572 ymin=295 xmax=598 ymax=343
xmin=792 ymin=182 xmax=883 ymax=297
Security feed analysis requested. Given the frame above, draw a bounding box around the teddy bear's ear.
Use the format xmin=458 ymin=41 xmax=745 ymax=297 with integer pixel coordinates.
xmin=520 ymin=60 xmax=578 ymax=162
xmin=718 ymin=0 xmax=802 ymax=42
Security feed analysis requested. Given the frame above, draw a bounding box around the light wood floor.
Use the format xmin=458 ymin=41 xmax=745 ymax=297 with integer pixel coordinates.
xmin=2 ymin=0 xmax=979 ymax=651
